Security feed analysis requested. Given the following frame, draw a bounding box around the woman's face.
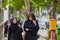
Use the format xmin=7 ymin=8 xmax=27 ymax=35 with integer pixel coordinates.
xmin=13 ymin=18 xmax=17 ymax=24
xmin=29 ymin=16 xmax=33 ymax=21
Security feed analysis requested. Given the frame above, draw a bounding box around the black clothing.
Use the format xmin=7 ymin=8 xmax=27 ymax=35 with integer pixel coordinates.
xmin=4 ymin=25 xmax=8 ymax=34
xmin=8 ymin=22 xmax=23 ymax=40
xmin=4 ymin=21 xmax=9 ymax=37
xmin=24 ymin=20 xmax=39 ymax=40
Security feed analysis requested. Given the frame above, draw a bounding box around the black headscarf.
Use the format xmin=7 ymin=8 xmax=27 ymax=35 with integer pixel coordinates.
xmin=28 ymin=12 xmax=36 ymax=21
xmin=4 ymin=20 xmax=8 ymax=26
xmin=11 ymin=17 xmax=17 ymax=26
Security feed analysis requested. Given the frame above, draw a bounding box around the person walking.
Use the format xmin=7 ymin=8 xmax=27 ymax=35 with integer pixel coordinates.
xmin=4 ymin=20 xmax=9 ymax=37
xmin=24 ymin=13 xmax=39 ymax=40
xmin=8 ymin=17 xmax=23 ymax=40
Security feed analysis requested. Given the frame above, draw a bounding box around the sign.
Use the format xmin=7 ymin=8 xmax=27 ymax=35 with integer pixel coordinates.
xmin=49 ymin=19 xmax=57 ymax=30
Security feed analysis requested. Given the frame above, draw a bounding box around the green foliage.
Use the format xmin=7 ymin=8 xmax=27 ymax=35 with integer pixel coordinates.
xmin=56 ymin=0 xmax=60 ymax=14
xmin=31 ymin=0 xmax=50 ymax=8
xmin=12 ymin=0 xmax=24 ymax=11
xmin=2 ymin=0 xmax=25 ymax=11
xmin=2 ymin=0 xmax=7 ymax=9
xmin=16 ymin=15 xmax=26 ymax=20
xmin=2 ymin=0 xmax=60 ymax=13
xmin=2 ymin=0 xmax=50 ymax=11
xmin=30 ymin=0 xmax=50 ymax=12
xmin=16 ymin=16 xmax=21 ymax=20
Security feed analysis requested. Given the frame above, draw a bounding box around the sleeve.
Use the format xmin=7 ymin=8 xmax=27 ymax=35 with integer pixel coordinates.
xmin=19 ymin=28 xmax=23 ymax=33
xmin=23 ymin=21 xmax=32 ymax=32
xmin=8 ymin=27 xmax=12 ymax=40
xmin=27 ymin=20 xmax=39 ymax=32
xmin=23 ymin=21 xmax=27 ymax=32
xmin=34 ymin=20 xmax=39 ymax=32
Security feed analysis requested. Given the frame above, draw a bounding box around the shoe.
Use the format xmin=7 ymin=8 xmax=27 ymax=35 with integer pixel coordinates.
xmin=4 ymin=34 xmax=7 ymax=37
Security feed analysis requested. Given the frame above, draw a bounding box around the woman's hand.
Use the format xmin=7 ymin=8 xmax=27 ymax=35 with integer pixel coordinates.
xmin=18 ymin=24 xmax=22 ymax=28
xmin=33 ymin=20 xmax=36 ymax=26
xmin=26 ymin=28 xmax=29 ymax=31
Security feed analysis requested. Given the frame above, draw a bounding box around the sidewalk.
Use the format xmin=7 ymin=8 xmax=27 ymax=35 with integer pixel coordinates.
xmin=1 ymin=37 xmax=7 ymax=40
xmin=1 ymin=29 xmax=48 ymax=40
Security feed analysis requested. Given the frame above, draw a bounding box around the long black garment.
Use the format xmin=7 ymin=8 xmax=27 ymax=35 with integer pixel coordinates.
xmin=4 ymin=25 xmax=8 ymax=34
xmin=4 ymin=21 xmax=9 ymax=35
xmin=24 ymin=20 xmax=39 ymax=40
xmin=8 ymin=22 xmax=23 ymax=40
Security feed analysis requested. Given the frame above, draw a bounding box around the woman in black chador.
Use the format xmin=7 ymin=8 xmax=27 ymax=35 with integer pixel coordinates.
xmin=24 ymin=13 xmax=39 ymax=40
xmin=8 ymin=17 xmax=23 ymax=40
xmin=4 ymin=20 xmax=9 ymax=37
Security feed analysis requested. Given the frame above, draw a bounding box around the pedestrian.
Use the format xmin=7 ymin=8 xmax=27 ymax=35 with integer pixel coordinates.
xmin=4 ymin=20 xmax=9 ymax=37
xmin=8 ymin=17 xmax=23 ymax=40
xmin=45 ymin=22 xmax=49 ymax=29
xmin=24 ymin=13 xmax=39 ymax=40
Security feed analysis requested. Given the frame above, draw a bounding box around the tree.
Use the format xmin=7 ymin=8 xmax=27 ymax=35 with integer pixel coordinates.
xmin=2 ymin=0 xmax=25 ymax=17
xmin=50 ymin=0 xmax=60 ymax=18
xmin=2 ymin=0 xmax=60 ymax=17
xmin=50 ymin=0 xmax=56 ymax=19
xmin=31 ymin=0 xmax=50 ymax=10
xmin=2 ymin=0 xmax=24 ymax=11
xmin=2 ymin=0 xmax=7 ymax=9
xmin=56 ymin=0 xmax=60 ymax=14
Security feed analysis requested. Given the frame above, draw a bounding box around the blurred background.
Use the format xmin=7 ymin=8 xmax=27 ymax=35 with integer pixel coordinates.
xmin=0 ymin=0 xmax=60 ymax=40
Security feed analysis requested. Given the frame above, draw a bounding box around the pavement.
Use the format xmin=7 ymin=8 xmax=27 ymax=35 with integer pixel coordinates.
xmin=1 ymin=29 xmax=48 ymax=40
xmin=38 ymin=29 xmax=48 ymax=40
xmin=1 ymin=37 xmax=7 ymax=40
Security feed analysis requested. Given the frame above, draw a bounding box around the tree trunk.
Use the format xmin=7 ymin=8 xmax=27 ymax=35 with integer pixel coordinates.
xmin=24 ymin=0 xmax=28 ymax=16
xmin=27 ymin=1 xmax=32 ymax=15
xmin=17 ymin=11 xmax=20 ymax=17
xmin=50 ymin=0 xmax=56 ymax=19
xmin=24 ymin=0 xmax=32 ymax=17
